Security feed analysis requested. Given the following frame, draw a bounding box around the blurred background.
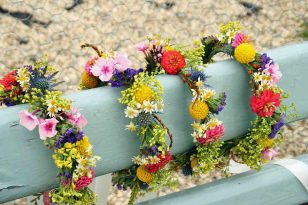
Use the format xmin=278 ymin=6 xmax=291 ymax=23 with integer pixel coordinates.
xmin=0 ymin=0 xmax=307 ymax=204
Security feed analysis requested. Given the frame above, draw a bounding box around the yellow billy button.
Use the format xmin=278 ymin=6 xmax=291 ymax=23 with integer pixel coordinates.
xmin=81 ymin=71 xmax=99 ymax=89
xmin=136 ymin=165 xmax=153 ymax=183
xmin=134 ymin=85 xmax=153 ymax=103
xmin=189 ymin=100 xmax=209 ymax=120
xmin=234 ymin=43 xmax=256 ymax=64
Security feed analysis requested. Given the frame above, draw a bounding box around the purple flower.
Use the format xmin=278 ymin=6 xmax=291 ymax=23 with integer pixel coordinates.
xmin=260 ymin=53 xmax=273 ymax=70
xmin=54 ymin=128 xmax=82 ymax=148
xmin=214 ymin=92 xmax=227 ymax=114
xmin=117 ymin=184 xmax=123 ymax=190
xmin=64 ymin=171 xmax=72 ymax=178
xmin=109 ymin=68 xmax=143 ymax=87
xmin=3 ymin=98 xmax=16 ymax=106
xmin=269 ymin=115 xmax=286 ymax=139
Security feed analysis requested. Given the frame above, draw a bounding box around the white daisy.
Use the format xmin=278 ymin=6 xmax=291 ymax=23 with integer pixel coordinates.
xmin=125 ymin=121 xmax=137 ymax=131
xmin=143 ymin=101 xmax=157 ymax=113
xmin=124 ymin=106 xmax=139 ymax=119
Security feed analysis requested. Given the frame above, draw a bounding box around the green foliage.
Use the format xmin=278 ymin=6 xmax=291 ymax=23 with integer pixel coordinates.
xmin=148 ymin=167 xmax=178 ymax=192
xmin=298 ymin=21 xmax=308 ymax=39
xmin=233 ymin=117 xmax=276 ymax=170
xmin=176 ymin=40 xmax=206 ymax=68
xmin=51 ymin=187 xmax=96 ymax=205
xmin=192 ymin=141 xmax=223 ymax=174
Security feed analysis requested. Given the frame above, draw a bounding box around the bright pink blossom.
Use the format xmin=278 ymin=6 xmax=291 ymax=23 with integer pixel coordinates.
xmin=232 ymin=32 xmax=248 ymax=48
xmin=91 ymin=58 xmax=115 ymax=82
xmin=74 ymin=168 xmax=94 ymax=190
xmin=197 ymin=124 xmax=224 ymax=144
xmin=264 ymin=63 xmax=282 ymax=84
xmin=19 ymin=110 xmax=39 ymax=131
xmin=67 ymin=108 xmax=88 ymax=129
xmin=135 ymin=41 xmax=148 ymax=53
xmin=262 ymin=148 xmax=278 ymax=162
xmin=38 ymin=118 xmax=58 ymax=140
xmin=114 ymin=52 xmax=131 ymax=72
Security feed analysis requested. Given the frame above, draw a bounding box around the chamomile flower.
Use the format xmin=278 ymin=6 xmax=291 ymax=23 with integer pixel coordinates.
xmin=203 ymin=89 xmax=216 ymax=101
xmin=192 ymin=122 xmax=200 ymax=130
xmin=253 ymin=72 xmax=262 ymax=82
xmin=126 ymin=121 xmax=137 ymax=131
xmin=207 ymin=118 xmax=222 ymax=129
xmin=143 ymin=101 xmax=157 ymax=113
xmin=195 ymin=79 xmax=204 ymax=88
xmin=125 ymin=106 xmax=139 ymax=118
xmin=156 ymin=101 xmax=164 ymax=112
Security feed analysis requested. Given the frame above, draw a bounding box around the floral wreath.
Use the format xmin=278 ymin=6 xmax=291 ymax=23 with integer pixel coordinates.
xmin=80 ymin=34 xmax=226 ymax=203
xmin=198 ymin=21 xmax=296 ymax=169
xmin=0 ymin=57 xmax=100 ymax=204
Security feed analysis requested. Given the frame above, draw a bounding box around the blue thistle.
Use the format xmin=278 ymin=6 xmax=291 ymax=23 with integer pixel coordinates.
xmin=182 ymin=164 xmax=193 ymax=176
xmin=190 ymin=70 xmax=207 ymax=82
xmin=29 ymin=65 xmax=62 ymax=93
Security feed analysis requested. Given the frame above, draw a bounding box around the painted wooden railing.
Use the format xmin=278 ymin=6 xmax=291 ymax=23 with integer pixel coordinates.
xmin=0 ymin=42 xmax=307 ymax=204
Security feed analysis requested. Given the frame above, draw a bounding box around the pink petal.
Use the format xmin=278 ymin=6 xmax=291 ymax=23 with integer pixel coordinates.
xmin=38 ymin=118 xmax=58 ymax=140
xmin=76 ymin=115 xmax=88 ymax=129
xmin=90 ymin=58 xmax=105 ymax=77
xmin=19 ymin=110 xmax=39 ymax=131
xmin=114 ymin=52 xmax=131 ymax=72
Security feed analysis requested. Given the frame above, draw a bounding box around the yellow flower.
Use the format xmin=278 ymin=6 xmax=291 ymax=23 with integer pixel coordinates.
xmin=81 ymin=71 xmax=99 ymax=89
xmin=189 ymin=100 xmax=209 ymax=120
xmin=234 ymin=43 xmax=256 ymax=64
xmin=262 ymin=138 xmax=274 ymax=148
xmin=136 ymin=165 xmax=153 ymax=183
xmin=77 ymin=136 xmax=92 ymax=156
xmin=64 ymin=142 xmax=72 ymax=149
xmin=134 ymin=85 xmax=153 ymax=103
xmin=164 ymin=46 xmax=174 ymax=51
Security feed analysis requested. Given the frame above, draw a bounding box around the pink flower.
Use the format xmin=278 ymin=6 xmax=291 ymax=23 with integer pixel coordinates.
xmin=74 ymin=168 xmax=94 ymax=190
xmin=262 ymin=148 xmax=278 ymax=162
xmin=263 ymin=63 xmax=282 ymax=84
xmin=38 ymin=118 xmax=58 ymax=140
xmin=85 ymin=57 xmax=98 ymax=75
xmin=135 ymin=41 xmax=148 ymax=53
xmin=113 ymin=52 xmax=131 ymax=72
xmin=197 ymin=124 xmax=224 ymax=144
xmin=91 ymin=58 xmax=115 ymax=82
xmin=67 ymin=108 xmax=88 ymax=129
xmin=232 ymin=32 xmax=248 ymax=48
xmin=19 ymin=110 xmax=39 ymax=131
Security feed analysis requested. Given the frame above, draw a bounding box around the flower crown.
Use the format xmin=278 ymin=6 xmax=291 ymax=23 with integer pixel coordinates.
xmin=0 ymin=57 xmax=100 ymax=204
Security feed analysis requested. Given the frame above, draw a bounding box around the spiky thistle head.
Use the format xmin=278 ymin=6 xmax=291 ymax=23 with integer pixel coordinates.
xmin=29 ymin=66 xmax=62 ymax=94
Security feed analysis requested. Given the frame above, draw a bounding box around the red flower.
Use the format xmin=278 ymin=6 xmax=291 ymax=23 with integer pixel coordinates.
xmin=146 ymin=152 xmax=172 ymax=173
xmin=0 ymin=70 xmax=18 ymax=91
xmin=250 ymin=90 xmax=281 ymax=117
xmin=161 ymin=50 xmax=186 ymax=75
xmin=74 ymin=168 xmax=94 ymax=190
